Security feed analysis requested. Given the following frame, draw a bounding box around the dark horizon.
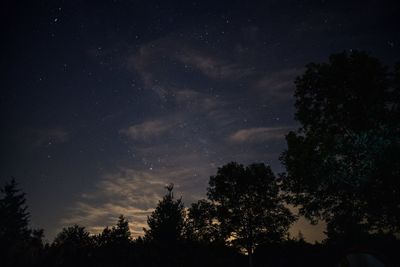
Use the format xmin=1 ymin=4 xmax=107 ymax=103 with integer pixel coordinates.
xmin=2 ymin=0 xmax=400 ymax=243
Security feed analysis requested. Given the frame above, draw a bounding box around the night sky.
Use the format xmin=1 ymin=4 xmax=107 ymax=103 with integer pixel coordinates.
xmin=1 ymin=0 xmax=399 ymax=242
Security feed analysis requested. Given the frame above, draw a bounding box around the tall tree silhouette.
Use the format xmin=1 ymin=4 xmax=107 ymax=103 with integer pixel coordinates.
xmin=0 ymin=178 xmax=43 ymax=266
xmin=0 ymin=179 xmax=30 ymax=243
xmin=144 ymin=184 xmax=185 ymax=244
xmin=280 ymin=51 xmax=400 ymax=240
xmin=207 ymin=162 xmax=295 ymax=267
xmin=112 ymin=215 xmax=131 ymax=245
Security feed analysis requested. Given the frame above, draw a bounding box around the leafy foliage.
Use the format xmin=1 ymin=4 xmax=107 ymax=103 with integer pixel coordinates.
xmin=280 ymin=51 xmax=400 ymax=239
xmin=207 ymin=162 xmax=295 ymax=265
xmin=185 ymin=199 xmax=222 ymax=243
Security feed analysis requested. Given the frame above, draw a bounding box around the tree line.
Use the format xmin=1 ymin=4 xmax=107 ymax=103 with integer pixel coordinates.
xmin=1 ymin=51 xmax=399 ymax=267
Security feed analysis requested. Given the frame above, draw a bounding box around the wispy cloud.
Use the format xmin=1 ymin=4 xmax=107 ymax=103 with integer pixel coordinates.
xmin=120 ymin=119 xmax=174 ymax=140
xmin=229 ymin=127 xmax=290 ymax=144
xmin=61 ymin=168 xmax=167 ymax=237
xmin=254 ymin=68 xmax=303 ymax=100
xmin=62 ymin=122 xmax=289 ymax=238
xmin=174 ymin=89 xmax=222 ymax=111
xmin=126 ymin=37 xmax=257 ymax=100
xmin=176 ymin=48 xmax=256 ymax=80
xmin=61 ymin=202 xmax=154 ymax=237
xmin=127 ymin=36 xmax=301 ymax=108
xmin=61 ymin=163 xmax=214 ymax=238
xmin=126 ymin=37 xmax=174 ymax=98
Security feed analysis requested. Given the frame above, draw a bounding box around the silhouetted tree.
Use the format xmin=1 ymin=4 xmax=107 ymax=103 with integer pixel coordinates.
xmin=93 ymin=215 xmax=132 ymax=267
xmin=95 ymin=215 xmax=131 ymax=248
xmin=0 ymin=178 xmax=44 ymax=267
xmin=106 ymin=215 xmax=131 ymax=246
xmin=115 ymin=215 xmax=131 ymax=240
xmin=53 ymin=224 xmax=92 ymax=247
xmin=28 ymin=229 xmax=45 ymax=264
xmin=280 ymin=51 xmax=400 ymax=241
xmin=0 ymin=179 xmax=30 ymax=243
xmin=51 ymin=225 xmax=93 ymax=266
xmin=185 ymin=199 xmax=223 ymax=243
xmin=144 ymin=184 xmax=185 ymax=244
xmin=207 ymin=162 xmax=295 ymax=267
xmin=95 ymin=226 xmax=112 ymax=248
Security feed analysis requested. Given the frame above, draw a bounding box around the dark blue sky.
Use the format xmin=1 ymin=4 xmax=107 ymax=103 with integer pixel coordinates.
xmin=1 ymin=0 xmax=399 ymax=242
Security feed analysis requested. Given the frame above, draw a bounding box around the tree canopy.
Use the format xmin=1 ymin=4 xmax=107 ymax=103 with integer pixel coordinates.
xmin=185 ymin=199 xmax=222 ymax=244
xmin=52 ymin=224 xmax=93 ymax=251
xmin=207 ymin=162 xmax=295 ymax=266
xmin=96 ymin=215 xmax=132 ymax=247
xmin=144 ymin=184 xmax=185 ymax=244
xmin=280 ymin=51 xmax=400 ymax=240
